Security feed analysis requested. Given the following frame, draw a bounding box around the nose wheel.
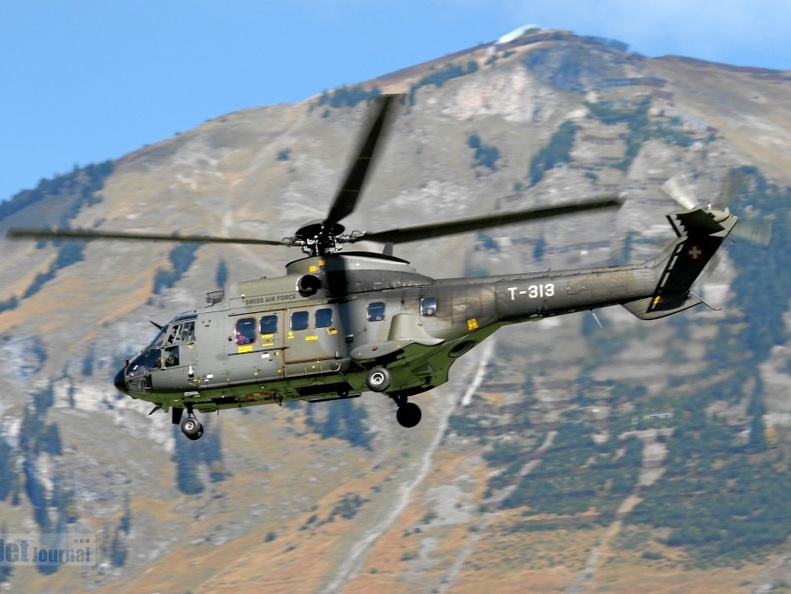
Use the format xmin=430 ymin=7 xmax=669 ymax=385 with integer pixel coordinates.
xmin=180 ymin=414 xmax=204 ymax=440
xmin=366 ymin=366 xmax=392 ymax=392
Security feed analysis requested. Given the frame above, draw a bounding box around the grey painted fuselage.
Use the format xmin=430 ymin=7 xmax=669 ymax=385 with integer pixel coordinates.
xmin=116 ymin=206 xmax=737 ymax=416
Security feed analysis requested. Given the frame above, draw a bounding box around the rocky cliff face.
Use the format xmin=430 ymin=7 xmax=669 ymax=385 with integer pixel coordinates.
xmin=1 ymin=31 xmax=791 ymax=592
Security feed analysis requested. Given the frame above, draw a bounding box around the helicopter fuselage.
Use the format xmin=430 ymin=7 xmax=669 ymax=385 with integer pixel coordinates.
xmin=10 ymin=93 xmax=741 ymax=440
xmin=114 ymin=211 xmax=724 ymax=422
xmin=115 ymin=204 xmax=738 ymax=439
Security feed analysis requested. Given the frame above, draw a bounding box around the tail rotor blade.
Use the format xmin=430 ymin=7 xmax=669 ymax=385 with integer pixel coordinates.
xmin=715 ymin=168 xmax=771 ymax=246
xmin=733 ymin=219 xmax=772 ymax=247
xmin=661 ymin=174 xmax=698 ymax=210
xmin=714 ymin=167 xmax=741 ymax=211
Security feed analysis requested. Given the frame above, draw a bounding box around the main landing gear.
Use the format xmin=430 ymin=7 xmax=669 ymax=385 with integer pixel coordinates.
xmin=365 ymin=367 xmax=422 ymax=428
xmin=180 ymin=415 xmax=204 ymax=440
xmin=173 ymin=405 xmax=204 ymax=440
xmin=395 ymin=399 xmax=422 ymax=428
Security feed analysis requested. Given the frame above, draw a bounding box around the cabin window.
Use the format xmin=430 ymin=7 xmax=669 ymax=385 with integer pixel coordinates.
xmin=235 ymin=318 xmax=257 ymax=344
xmin=291 ymin=310 xmax=310 ymax=331
xmin=421 ymin=297 xmax=437 ymax=317
xmin=260 ymin=315 xmax=278 ymax=335
xmin=367 ymin=302 xmax=386 ymax=322
xmin=315 ymin=308 xmax=333 ymax=328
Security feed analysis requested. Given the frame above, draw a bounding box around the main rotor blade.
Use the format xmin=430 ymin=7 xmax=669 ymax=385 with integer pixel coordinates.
xmin=324 ymin=94 xmax=401 ymax=228
xmin=346 ymin=198 xmax=622 ymax=245
xmin=5 ymin=227 xmax=290 ymax=246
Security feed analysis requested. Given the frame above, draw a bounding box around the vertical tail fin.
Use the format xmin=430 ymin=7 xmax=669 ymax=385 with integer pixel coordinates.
xmin=623 ymin=207 xmax=738 ymax=320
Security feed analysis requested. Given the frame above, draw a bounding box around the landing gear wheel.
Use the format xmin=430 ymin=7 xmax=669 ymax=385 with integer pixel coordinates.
xmin=180 ymin=416 xmax=204 ymax=440
xmin=366 ymin=366 xmax=392 ymax=392
xmin=396 ymin=402 xmax=422 ymax=428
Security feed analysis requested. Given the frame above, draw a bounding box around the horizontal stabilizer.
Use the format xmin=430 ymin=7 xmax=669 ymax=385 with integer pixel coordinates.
xmin=622 ymin=293 xmax=703 ymax=320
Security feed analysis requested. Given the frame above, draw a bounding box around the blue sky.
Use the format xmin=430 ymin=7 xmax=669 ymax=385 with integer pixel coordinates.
xmin=1 ymin=0 xmax=789 ymax=202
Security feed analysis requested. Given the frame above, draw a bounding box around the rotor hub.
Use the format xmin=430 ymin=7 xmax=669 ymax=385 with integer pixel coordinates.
xmin=293 ymin=220 xmax=346 ymax=256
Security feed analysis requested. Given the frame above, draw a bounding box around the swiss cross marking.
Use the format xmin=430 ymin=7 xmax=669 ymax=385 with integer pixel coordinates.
xmin=687 ymin=245 xmax=703 ymax=260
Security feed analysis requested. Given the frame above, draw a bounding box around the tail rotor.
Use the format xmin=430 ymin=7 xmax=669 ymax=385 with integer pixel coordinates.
xmin=661 ymin=171 xmax=771 ymax=246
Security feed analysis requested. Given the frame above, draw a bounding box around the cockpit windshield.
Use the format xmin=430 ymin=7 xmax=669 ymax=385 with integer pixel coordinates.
xmin=149 ymin=316 xmax=196 ymax=348
xmin=135 ymin=315 xmax=197 ymax=373
xmin=148 ymin=326 xmax=167 ymax=347
xmin=133 ymin=347 xmax=162 ymax=371
xmin=164 ymin=318 xmax=196 ymax=346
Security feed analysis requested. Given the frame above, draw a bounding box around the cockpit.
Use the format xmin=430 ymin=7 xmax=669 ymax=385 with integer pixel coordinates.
xmin=149 ymin=317 xmax=196 ymax=367
xmin=115 ymin=314 xmax=196 ymax=396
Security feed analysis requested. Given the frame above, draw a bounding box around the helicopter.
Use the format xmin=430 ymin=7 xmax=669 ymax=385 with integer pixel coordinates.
xmin=7 ymin=95 xmax=739 ymax=440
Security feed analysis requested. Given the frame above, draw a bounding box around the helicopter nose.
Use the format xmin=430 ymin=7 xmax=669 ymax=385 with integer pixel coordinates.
xmin=114 ymin=367 xmax=128 ymax=395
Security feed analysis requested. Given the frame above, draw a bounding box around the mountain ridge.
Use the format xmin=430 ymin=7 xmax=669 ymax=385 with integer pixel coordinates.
xmin=1 ymin=29 xmax=791 ymax=592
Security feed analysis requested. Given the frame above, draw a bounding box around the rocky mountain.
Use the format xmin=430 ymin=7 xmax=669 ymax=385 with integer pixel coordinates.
xmin=1 ymin=29 xmax=791 ymax=592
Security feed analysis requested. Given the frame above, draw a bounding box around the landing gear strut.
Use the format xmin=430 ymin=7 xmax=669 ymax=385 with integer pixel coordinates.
xmin=366 ymin=366 xmax=422 ymax=428
xmin=179 ymin=406 xmax=204 ymax=440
